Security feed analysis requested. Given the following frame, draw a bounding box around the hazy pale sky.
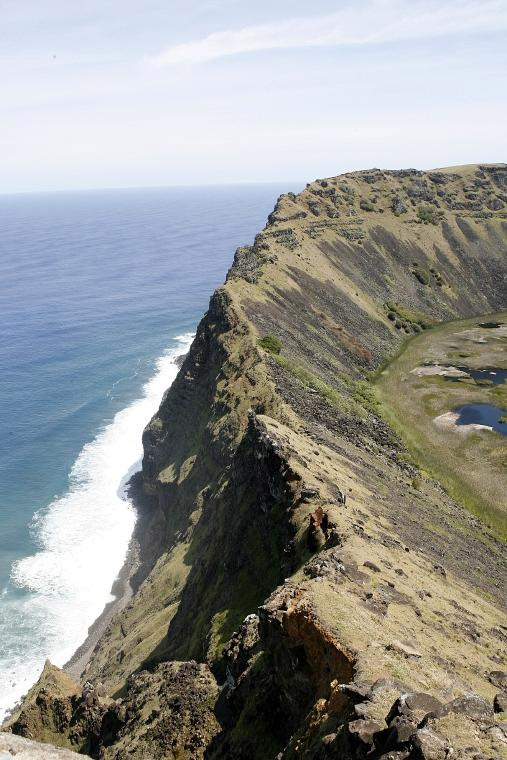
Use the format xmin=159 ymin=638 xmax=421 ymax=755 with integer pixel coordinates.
xmin=2 ymin=0 xmax=506 ymax=192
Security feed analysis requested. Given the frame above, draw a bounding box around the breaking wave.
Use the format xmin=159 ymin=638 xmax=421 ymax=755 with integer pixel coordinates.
xmin=0 ymin=333 xmax=193 ymax=721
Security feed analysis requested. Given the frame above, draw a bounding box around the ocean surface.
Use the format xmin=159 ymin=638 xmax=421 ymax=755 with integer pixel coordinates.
xmin=0 ymin=182 xmax=296 ymax=720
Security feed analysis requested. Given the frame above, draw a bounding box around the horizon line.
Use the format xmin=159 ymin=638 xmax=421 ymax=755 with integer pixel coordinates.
xmin=2 ymin=161 xmax=504 ymax=198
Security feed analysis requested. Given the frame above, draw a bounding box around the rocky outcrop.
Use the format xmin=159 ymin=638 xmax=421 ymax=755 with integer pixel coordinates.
xmin=6 ymin=165 xmax=507 ymax=759
xmin=0 ymin=733 xmax=91 ymax=759
xmin=4 ymin=664 xmax=110 ymax=756
xmin=5 ymin=663 xmax=220 ymax=759
xmin=98 ymin=661 xmax=220 ymax=759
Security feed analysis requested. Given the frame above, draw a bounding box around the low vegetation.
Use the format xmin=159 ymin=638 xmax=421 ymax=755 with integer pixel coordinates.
xmin=258 ymin=334 xmax=282 ymax=354
xmin=272 ymin=354 xmax=366 ymax=417
xmin=385 ymin=301 xmax=434 ymax=333
xmin=416 ymin=205 xmax=443 ymax=225
xmin=413 ymin=267 xmax=430 ymax=285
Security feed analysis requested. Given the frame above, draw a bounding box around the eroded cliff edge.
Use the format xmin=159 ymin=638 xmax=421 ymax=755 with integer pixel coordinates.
xmin=7 ymin=165 xmax=507 ymax=759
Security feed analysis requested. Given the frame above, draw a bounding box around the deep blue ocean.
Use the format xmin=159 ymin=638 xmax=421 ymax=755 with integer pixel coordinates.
xmin=0 ymin=183 xmax=295 ymax=718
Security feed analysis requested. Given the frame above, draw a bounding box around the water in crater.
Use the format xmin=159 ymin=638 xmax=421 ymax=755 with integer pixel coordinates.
xmin=455 ymin=403 xmax=507 ymax=435
xmin=445 ymin=367 xmax=507 ymax=386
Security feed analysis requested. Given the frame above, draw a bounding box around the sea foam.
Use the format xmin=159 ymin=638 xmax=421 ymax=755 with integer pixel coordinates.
xmin=0 ymin=333 xmax=193 ymax=722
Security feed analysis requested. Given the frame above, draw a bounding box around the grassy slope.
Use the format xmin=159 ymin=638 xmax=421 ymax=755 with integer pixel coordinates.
xmin=12 ymin=165 xmax=507 ymax=759
xmin=86 ymin=164 xmax=507 ymax=684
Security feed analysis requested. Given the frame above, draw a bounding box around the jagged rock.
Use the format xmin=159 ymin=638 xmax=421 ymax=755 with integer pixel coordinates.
xmin=335 ymin=489 xmax=346 ymax=505
xmin=223 ymin=613 xmax=260 ymax=680
xmin=489 ymin=670 xmax=507 ymax=689
xmin=308 ymin=506 xmax=328 ymax=550
xmin=436 ymin=693 xmax=493 ymax=719
xmin=325 ymin=526 xmax=342 ymax=548
xmin=304 ymin=549 xmax=347 ymax=582
xmin=227 ymin=245 xmax=268 ymax=283
xmin=267 ymin=226 xmax=300 ymax=249
xmin=387 ymin=692 xmax=443 ymax=724
xmin=4 ymin=662 xmax=106 ymax=756
xmin=99 ymin=661 xmax=220 ymax=760
xmin=392 ymin=198 xmax=407 ymax=215
xmin=0 ymin=733 xmax=90 ymax=759
xmin=339 ymin=681 xmax=373 ymax=702
xmin=428 ymin=173 xmax=449 ymax=185
xmin=407 ymin=182 xmax=434 ymax=202
xmin=493 ymin=692 xmax=507 ymax=713
xmin=485 ymin=723 xmax=507 ymax=747
xmin=300 ymin=486 xmax=320 ymax=500
xmin=354 ymin=701 xmax=371 ymax=718
xmin=348 ymin=718 xmax=384 ymax=746
xmin=364 ymin=560 xmax=381 ymax=572
xmin=387 ymin=715 xmax=418 ymax=744
xmin=412 ymin=727 xmax=449 ymax=760
xmin=386 ymin=169 xmax=423 ymax=177
xmin=340 ymin=560 xmax=370 ymax=585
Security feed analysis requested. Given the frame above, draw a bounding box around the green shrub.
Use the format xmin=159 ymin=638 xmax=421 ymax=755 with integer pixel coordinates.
xmin=417 ymin=205 xmax=441 ymax=225
xmin=413 ymin=269 xmax=430 ymax=285
xmin=385 ymin=302 xmax=435 ymax=331
xmin=360 ymin=199 xmax=375 ymax=212
xmin=350 ymin=379 xmax=380 ymax=411
xmin=258 ymin=335 xmax=282 ymax=354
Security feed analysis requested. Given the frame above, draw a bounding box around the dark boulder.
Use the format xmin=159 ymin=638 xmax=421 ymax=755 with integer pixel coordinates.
xmin=348 ymin=718 xmax=383 ymax=747
xmin=412 ymin=727 xmax=449 ymax=760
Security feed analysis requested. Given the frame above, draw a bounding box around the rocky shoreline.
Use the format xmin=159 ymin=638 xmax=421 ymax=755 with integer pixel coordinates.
xmin=64 ymin=530 xmax=139 ymax=683
xmin=65 ymin=471 xmax=159 ymax=682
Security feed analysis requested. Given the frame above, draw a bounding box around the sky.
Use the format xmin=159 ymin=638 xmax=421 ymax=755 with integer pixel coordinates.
xmin=1 ymin=0 xmax=506 ymax=193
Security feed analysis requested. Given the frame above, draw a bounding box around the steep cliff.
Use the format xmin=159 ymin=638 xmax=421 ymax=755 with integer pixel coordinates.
xmin=7 ymin=165 xmax=507 ymax=759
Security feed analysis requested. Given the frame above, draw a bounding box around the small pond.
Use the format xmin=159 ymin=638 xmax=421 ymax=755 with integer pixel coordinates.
xmin=478 ymin=321 xmax=504 ymax=328
xmin=445 ymin=367 xmax=507 ymax=386
xmin=455 ymin=403 xmax=507 ymax=435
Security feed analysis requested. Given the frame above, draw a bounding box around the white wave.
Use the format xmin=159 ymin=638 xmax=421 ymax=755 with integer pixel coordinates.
xmin=0 ymin=333 xmax=193 ymax=722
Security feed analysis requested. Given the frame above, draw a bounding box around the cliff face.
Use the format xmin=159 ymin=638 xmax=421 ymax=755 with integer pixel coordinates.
xmin=7 ymin=165 xmax=507 ymax=759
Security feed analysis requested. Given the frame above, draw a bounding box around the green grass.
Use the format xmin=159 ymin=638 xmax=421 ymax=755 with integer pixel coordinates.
xmin=417 ymin=205 xmax=443 ymax=225
xmin=385 ymin=302 xmax=435 ymax=330
xmin=341 ymin=374 xmax=380 ymax=412
xmin=258 ymin=335 xmax=282 ymax=354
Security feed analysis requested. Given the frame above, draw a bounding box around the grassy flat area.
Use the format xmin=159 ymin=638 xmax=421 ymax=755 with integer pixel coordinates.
xmin=375 ymin=311 xmax=507 ymax=538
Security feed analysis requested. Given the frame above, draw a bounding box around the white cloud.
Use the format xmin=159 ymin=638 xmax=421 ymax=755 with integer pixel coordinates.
xmin=150 ymin=0 xmax=507 ymax=66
